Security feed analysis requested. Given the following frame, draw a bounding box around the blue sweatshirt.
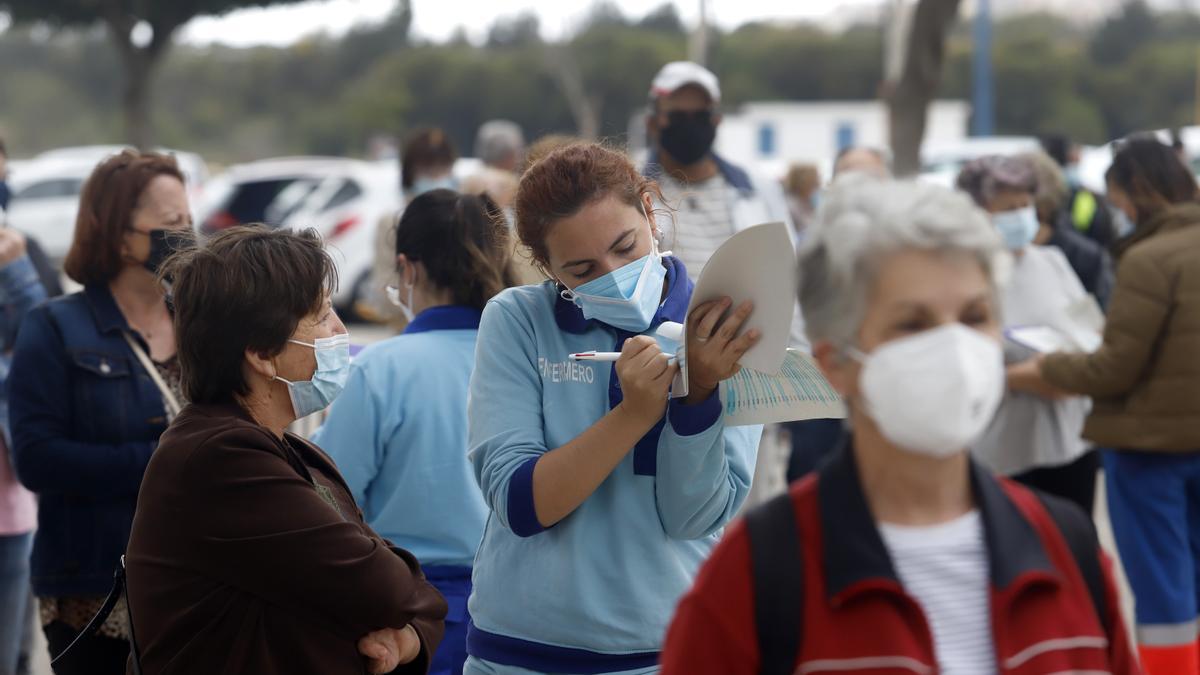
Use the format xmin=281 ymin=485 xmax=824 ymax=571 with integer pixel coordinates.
xmin=465 ymin=258 xmax=762 ymax=674
xmin=313 ymin=305 xmax=488 ymax=569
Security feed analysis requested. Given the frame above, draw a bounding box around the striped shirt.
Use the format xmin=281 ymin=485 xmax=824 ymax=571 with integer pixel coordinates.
xmin=657 ymin=174 xmax=737 ymax=280
xmin=878 ymin=511 xmax=998 ymax=674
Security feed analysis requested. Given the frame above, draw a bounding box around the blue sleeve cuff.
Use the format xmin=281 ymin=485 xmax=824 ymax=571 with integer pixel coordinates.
xmin=506 ymin=456 xmax=547 ymax=537
xmin=669 ymin=389 xmax=723 ymax=436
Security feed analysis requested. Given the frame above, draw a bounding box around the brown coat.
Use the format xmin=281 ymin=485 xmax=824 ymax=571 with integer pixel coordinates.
xmin=1043 ymin=203 xmax=1200 ymax=451
xmin=125 ymin=403 xmax=447 ymax=674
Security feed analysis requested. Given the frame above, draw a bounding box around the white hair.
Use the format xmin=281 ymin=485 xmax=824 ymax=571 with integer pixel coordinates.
xmin=475 ymin=120 xmax=526 ymax=168
xmin=797 ymin=174 xmax=1009 ymax=348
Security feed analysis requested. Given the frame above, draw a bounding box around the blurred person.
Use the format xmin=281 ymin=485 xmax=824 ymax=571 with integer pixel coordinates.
xmin=783 ymin=163 xmax=820 ymax=237
xmin=1012 ymin=138 xmax=1200 ymax=675
xmin=0 ymin=138 xmax=63 ymax=299
xmin=8 ymin=151 xmax=193 ymax=674
xmin=833 ymin=145 xmax=892 ymax=179
xmin=365 ymin=128 xmax=461 ymax=326
xmin=313 ymin=190 xmax=515 ymax=675
xmin=520 ymin=134 xmax=579 ymax=174
xmin=643 ymin=62 xmax=801 ymax=509
xmin=661 ymin=176 xmax=1138 ymax=675
xmin=464 ymin=143 xmax=762 ymax=675
xmin=642 ymin=61 xmax=794 ymax=279
xmin=956 ymin=155 xmax=1098 ymax=514
xmin=1041 ymin=134 xmax=1118 ymax=247
xmin=461 ymin=120 xmax=525 ymax=211
xmin=0 ymin=225 xmax=47 ymax=675
xmin=0 ymin=138 xmax=9 ymax=212
xmin=125 ymin=226 xmax=446 ymax=675
xmin=1019 ymin=150 xmax=1115 ymax=307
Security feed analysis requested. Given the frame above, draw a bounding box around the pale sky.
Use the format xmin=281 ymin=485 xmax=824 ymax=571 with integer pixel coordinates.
xmin=180 ymin=0 xmax=889 ymax=47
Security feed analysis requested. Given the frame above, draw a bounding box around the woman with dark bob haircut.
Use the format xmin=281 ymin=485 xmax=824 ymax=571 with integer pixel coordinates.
xmin=9 ymin=149 xmax=193 ymax=674
xmin=124 ymin=226 xmax=446 ymax=675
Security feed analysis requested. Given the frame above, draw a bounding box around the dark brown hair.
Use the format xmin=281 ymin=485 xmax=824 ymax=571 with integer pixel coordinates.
xmin=163 ymin=226 xmax=337 ymax=405
xmin=64 ymin=150 xmax=185 ymax=285
xmin=395 ymin=189 xmax=515 ymax=310
xmin=1106 ymin=137 xmax=1198 ymax=225
xmin=514 ymin=142 xmax=664 ymax=266
xmin=401 ymin=127 xmax=458 ymax=190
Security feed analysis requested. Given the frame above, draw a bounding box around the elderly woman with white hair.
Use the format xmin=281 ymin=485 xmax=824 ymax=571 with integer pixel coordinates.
xmin=660 ymin=176 xmax=1137 ymax=675
xmin=956 ymin=155 xmax=1100 ymax=517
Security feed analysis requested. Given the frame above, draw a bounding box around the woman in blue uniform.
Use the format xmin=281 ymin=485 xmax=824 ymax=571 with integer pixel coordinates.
xmin=463 ymin=143 xmax=763 ymax=675
xmin=314 ymin=189 xmax=515 ymax=675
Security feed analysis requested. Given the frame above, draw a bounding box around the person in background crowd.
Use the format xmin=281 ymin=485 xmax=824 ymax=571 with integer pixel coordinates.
xmin=1041 ymin=134 xmax=1119 ymax=247
xmin=661 ymin=175 xmax=1138 ymax=675
xmin=643 ymin=61 xmax=800 ymax=508
xmin=0 ymin=225 xmax=47 ymax=675
xmin=1012 ymin=138 xmax=1200 ymax=675
xmin=642 ymin=61 xmax=794 ymax=279
xmin=833 ymin=145 xmax=892 ymax=179
xmin=8 ymin=151 xmax=192 ymax=674
xmin=783 ymin=163 xmax=821 ymax=238
xmin=956 ymin=155 xmax=1099 ymax=514
xmin=1019 ymin=151 xmax=1115 ymax=308
xmin=461 ymin=120 xmax=525 ymax=211
xmin=365 ymin=128 xmax=461 ymax=326
xmin=0 ymin=138 xmax=64 ymax=299
xmin=784 ymin=149 xmax=895 ymax=485
xmin=125 ymin=226 xmax=446 ymax=675
xmin=464 ymin=143 xmax=762 ymax=675
xmin=521 ymin=134 xmax=579 ymax=174
xmin=314 ymin=190 xmax=515 ymax=675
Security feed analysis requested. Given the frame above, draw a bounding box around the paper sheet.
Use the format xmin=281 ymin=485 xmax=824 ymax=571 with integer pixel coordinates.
xmin=1007 ymin=296 xmax=1105 ymax=354
xmin=720 ymin=349 xmax=847 ymax=426
xmin=685 ymin=222 xmax=797 ymax=375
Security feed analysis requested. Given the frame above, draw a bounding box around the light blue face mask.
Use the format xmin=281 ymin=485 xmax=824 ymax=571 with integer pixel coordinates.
xmin=275 ymin=333 xmax=351 ymax=418
xmin=992 ymin=205 xmax=1040 ymax=251
xmin=560 ymin=235 xmax=669 ymax=334
xmin=409 ymin=176 xmax=457 ymax=198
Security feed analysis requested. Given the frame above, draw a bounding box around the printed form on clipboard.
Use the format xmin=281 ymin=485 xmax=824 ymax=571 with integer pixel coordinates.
xmin=674 ymin=222 xmax=847 ymax=426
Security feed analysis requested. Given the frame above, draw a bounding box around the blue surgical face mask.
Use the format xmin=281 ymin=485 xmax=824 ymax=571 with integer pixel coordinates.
xmin=992 ymin=205 xmax=1040 ymax=251
xmin=1064 ymin=165 xmax=1082 ymax=189
xmin=559 ymin=217 xmax=669 ymax=333
xmin=275 ymin=333 xmax=351 ymax=418
xmin=409 ymin=176 xmax=456 ymax=198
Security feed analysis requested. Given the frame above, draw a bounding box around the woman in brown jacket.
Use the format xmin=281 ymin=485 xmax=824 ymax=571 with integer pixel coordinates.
xmin=124 ymin=226 xmax=446 ymax=674
xmin=1012 ymin=138 xmax=1200 ymax=675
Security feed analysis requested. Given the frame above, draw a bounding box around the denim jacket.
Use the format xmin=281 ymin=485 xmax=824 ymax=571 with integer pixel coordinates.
xmin=8 ymin=284 xmax=168 ymax=596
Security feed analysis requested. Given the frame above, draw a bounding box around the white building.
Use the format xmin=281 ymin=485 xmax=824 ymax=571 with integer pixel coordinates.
xmin=712 ymin=99 xmax=971 ymax=178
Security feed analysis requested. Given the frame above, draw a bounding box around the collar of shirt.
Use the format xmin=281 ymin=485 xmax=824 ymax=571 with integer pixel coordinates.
xmin=403 ymin=305 xmax=483 ymax=335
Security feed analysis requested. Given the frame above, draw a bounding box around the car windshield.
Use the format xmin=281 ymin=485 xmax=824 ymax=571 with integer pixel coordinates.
xmin=13 ymin=178 xmax=85 ymax=201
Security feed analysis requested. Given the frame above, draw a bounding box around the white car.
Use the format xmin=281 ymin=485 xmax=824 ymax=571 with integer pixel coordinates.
xmin=6 ymin=157 xmax=99 ymax=261
xmin=6 ymin=146 xmax=209 ymax=262
xmin=918 ymin=136 xmax=1043 ymax=188
xmin=199 ymin=157 xmax=401 ymax=312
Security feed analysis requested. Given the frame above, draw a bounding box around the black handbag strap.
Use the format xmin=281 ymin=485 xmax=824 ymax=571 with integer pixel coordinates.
xmin=51 ymin=557 xmax=143 ymax=674
xmin=746 ymin=492 xmax=804 ymax=675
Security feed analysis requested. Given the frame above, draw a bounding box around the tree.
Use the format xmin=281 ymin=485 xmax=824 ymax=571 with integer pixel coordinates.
xmin=638 ymin=4 xmax=685 ymax=35
xmin=1089 ymin=0 xmax=1157 ymax=67
xmin=0 ymin=0 xmax=313 ymax=148
xmin=487 ymin=12 xmax=541 ymax=48
xmin=886 ymin=0 xmax=961 ymax=176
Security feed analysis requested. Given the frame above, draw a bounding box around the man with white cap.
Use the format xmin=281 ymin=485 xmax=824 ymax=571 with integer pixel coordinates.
xmin=645 ymin=62 xmax=807 ymax=509
xmin=643 ymin=61 xmax=795 ymax=280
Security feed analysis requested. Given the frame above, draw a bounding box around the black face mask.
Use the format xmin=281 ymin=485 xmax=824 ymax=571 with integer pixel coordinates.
xmin=658 ymin=110 xmax=716 ymax=166
xmin=143 ymin=228 xmax=196 ymax=276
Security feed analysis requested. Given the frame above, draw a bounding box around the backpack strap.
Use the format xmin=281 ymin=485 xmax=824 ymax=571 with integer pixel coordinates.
xmin=746 ymin=492 xmax=804 ymax=675
xmin=1032 ymin=491 xmax=1109 ymax=635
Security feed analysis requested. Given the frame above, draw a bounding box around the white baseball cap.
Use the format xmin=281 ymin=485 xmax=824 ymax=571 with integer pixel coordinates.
xmin=649 ymin=61 xmax=721 ymax=104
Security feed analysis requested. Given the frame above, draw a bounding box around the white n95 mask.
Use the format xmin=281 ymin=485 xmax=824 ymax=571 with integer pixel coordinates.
xmin=848 ymin=324 xmax=1004 ymax=458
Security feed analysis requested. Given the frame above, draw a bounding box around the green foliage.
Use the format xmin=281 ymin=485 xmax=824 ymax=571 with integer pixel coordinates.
xmin=0 ymin=3 xmax=1197 ymax=161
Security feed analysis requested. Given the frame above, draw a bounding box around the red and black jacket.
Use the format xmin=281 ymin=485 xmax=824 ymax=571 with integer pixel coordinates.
xmin=661 ymin=448 xmax=1140 ymax=674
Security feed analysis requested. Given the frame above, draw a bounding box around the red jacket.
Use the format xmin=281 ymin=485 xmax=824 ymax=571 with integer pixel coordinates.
xmin=662 ymin=449 xmax=1140 ymax=675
